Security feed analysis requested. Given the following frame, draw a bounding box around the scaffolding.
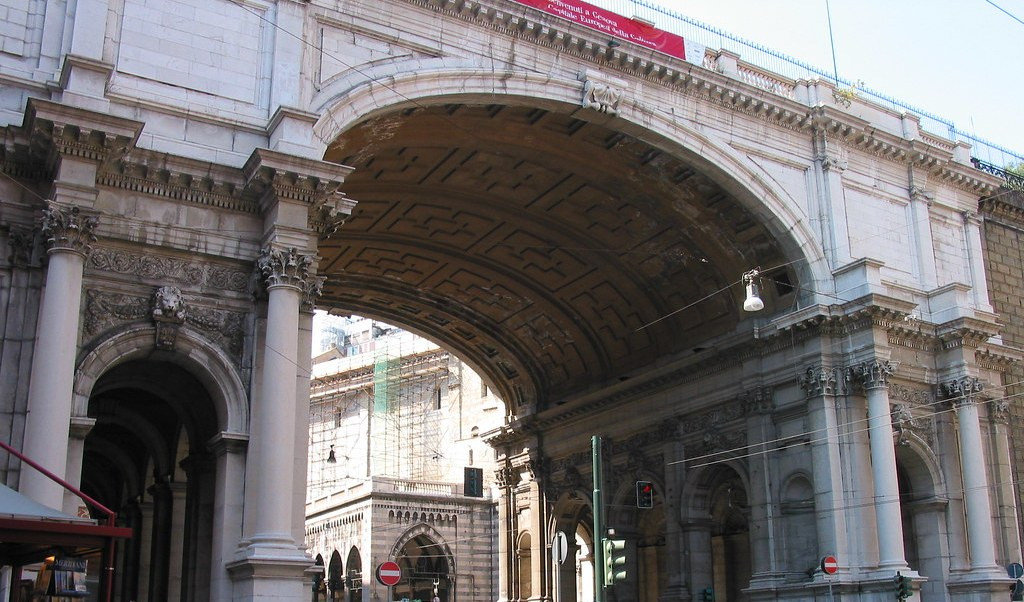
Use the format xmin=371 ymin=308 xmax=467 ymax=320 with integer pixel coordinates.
xmin=309 ymin=316 xmax=454 ymax=498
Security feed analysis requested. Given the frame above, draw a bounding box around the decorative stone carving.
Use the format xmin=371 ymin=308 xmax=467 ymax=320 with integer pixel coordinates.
xmin=153 ymin=286 xmax=187 ymax=322
xmin=495 ymin=465 xmax=520 ymax=489
xmin=257 ymin=246 xmax=315 ymax=290
xmin=846 ymin=359 xmax=895 ymax=391
xmin=991 ymin=399 xmax=1011 ymax=424
xmin=939 ymin=376 xmax=983 ymax=407
xmin=152 ymin=286 xmax=187 ymax=350
xmin=579 ymin=71 xmax=627 ymax=115
xmin=740 ymin=386 xmax=773 ymax=414
xmin=7 ymin=227 xmax=41 ymax=267
xmin=89 ymin=248 xmax=250 ymax=292
xmin=85 ymin=288 xmax=246 ymax=363
xmin=40 ymin=203 xmax=98 ymax=256
xmin=799 ymin=365 xmax=840 ymax=397
xmin=84 ymin=290 xmax=150 ymax=335
xmin=891 ymin=403 xmax=917 ymax=446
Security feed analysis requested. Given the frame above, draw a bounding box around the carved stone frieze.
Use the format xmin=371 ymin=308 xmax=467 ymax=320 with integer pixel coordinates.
xmin=85 ymin=288 xmax=246 ymax=363
xmin=888 ymin=382 xmax=932 ymax=407
xmin=685 ymin=426 xmax=746 ymax=459
xmin=89 ymin=247 xmax=251 ymax=292
xmin=85 ymin=290 xmax=150 ymax=335
xmin=41 ymin=203 xmax=98 ymax=256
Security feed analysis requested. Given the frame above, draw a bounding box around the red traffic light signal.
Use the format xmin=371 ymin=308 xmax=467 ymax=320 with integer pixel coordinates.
xmin=636 ymin=480 xmax=654 ymax=508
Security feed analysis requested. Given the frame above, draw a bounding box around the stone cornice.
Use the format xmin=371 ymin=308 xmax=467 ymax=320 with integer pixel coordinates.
xmin=25 ymin=98 xmax=143 ymax=165
xmin=409 ymin=0 xmax=998 ymax=195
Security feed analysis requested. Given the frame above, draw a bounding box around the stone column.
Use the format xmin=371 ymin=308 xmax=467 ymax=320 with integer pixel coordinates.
xmin=941 ymin=377 xmax=998 ymax=570
xmin=245 ymin=246 xmax=313 ymax=552
xmin=167 ymin=480 xmax=188 ymax=601
xmin=294 ymin=297 xmax=318 ymax=546
xmin=848 ymin=359 xmax=906 ymax=570
xmin=799 ymin=366 xmax=847 ymax=566
xmin=20 ymin=204 xmax=97 ymax=510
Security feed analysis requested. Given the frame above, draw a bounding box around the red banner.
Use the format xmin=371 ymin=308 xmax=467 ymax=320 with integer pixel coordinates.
xmin=513 ymin=0 xmax=686 ymax=60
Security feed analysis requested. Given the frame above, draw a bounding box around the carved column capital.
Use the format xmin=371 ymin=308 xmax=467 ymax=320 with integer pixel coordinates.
xmin=799 ymin=365 xmax=841 ymax=397
xmin=495 ymin=465 xmax=520 ymax=490
xmin=40 ymin=202 xmax=98 ymax=257
xmin=256 ymin=246 xmax=316 ymax=291
xmin=939 ymin=376 xmax=983 ymax=407
xmin=846 ymin=359 xmax=895 ymax=392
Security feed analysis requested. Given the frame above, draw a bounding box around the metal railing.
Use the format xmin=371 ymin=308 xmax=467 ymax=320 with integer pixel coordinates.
xmin=571 ymin=0 xmax=1023 ymax=167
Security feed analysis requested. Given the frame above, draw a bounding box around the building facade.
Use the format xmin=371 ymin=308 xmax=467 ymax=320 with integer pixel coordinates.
xmin=0 ymin=0 xmax=1022 ymax=601
xmin=304 ymin=317 xmax=503 ymax=602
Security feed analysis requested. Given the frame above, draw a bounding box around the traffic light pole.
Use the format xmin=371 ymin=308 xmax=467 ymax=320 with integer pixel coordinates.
xmin=593 ymin=435 xmax=606 ymax=602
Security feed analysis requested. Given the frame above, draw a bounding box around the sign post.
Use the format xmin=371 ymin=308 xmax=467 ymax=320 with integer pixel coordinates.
xmin=377 ymin=561 xmax=401 ymax=602
xmin=820 ymin=556 xmax=838 ymax=602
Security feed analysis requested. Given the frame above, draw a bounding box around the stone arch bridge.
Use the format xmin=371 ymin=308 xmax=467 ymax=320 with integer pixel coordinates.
xmin=0 ymin=0 xmax=1018 ymax=601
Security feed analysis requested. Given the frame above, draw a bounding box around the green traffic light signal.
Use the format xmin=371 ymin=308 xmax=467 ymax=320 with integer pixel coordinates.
xmin=603 ymin=538 xmax=627 ymax=585
xmin=895 ymin=572 xmax=911 ymax=599
xmin=701 ymin=587 xmax=714 ymax=602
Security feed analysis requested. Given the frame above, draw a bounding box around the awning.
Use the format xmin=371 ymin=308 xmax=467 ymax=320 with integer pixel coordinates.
xmin=0 ymin=484 xmax=132 ymax=566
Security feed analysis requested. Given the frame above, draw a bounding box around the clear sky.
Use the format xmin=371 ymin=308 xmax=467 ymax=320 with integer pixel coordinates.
xmin=627 ymin=0 xmax=1024 ymax=165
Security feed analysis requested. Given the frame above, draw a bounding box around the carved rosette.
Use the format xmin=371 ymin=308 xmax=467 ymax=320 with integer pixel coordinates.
xmin=256 ymin=247 xmax=315 ymax=291
xmin=846 ymin=359 xmax=895 ymax=392
xmin=40 ymin=203 xmax=98 ymax=256
xmin=799 ymin=365 xmax=840 ymax=398
xmin=939 ymin=376 xmax=983 ymax=408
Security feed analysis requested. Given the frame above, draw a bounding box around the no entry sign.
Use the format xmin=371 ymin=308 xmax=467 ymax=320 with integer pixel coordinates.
xmin=376 ymin=561 xmax=402 ymax=586
xmin=820 ymin=556 xmax=839 ymax=575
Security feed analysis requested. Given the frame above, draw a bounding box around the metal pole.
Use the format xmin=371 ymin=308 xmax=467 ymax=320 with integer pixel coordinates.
xmin=592 ymin=436 xmax=605 ymax=602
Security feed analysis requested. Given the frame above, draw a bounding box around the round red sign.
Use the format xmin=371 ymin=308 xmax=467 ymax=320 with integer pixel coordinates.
xmin=821 ymin=556 xmax=839 ymax=575
xmin=376 ymin=561 xmax=402 ymax=586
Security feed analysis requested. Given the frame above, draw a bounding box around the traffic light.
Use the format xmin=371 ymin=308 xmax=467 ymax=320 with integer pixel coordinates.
xmin=603 ymin=538 xmax=627 ymax=585
xmin=700 ymin=587 xmax=714 ymax=602
xmin=895 ymin=572 xmax=911 ymax=600
xmin=636 ymin=480 xmax=654 ymax=508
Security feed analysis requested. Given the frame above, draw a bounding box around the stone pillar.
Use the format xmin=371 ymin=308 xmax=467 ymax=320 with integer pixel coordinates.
xmin=659 ymin=435 xmax=687 ymax=602
xmin=742 ymin=387 xmax=777 ymax=583
xmin=908 ymin=185 xmax=938 ymax=289
xmin=848 ymin=359 xmax=906 ymax=570
xmin=20 ymin=204 xmax=97 ymax=510
xmin=525 ymin=457 xmax=549 ymax=602
xmin=495 ymin=465 xmax=519 ymax=602
xmin=210 ymin=432 xmax=248 ymax=602
xmin=294 ymin=305 xmax=316 ymax=545
xmin=989 ymin=399 xmax=1022 ymax=562
xmin=167 ymin=480 xmax=188 ymax=601
xmin=799 ymin=366 xmax=847 ymax=566
xmin=244 ymin=246 xmax=312 ymax=552
xmin=941 ymin=377 xmax=998 ymax=570
xmin=962 ymin=211 xmax=994 ymax=312
xmin=137 ymin=499 xmax=155 ymax=602
xmin=812 ymin=131 xmax=851 ymax=267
